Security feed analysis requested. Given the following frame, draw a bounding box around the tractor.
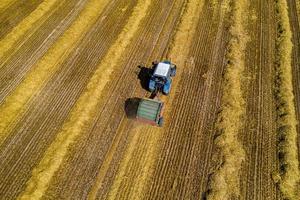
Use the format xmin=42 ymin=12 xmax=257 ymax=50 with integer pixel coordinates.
xmin=135 ymin=60 xmax=176 ymax=127
xmin=148 ymin=61 xmax=177 ymax=96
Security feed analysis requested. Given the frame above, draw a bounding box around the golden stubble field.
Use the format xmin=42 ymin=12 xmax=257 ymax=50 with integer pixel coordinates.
xmin=0 ymin=0 xmax=299 ymax=199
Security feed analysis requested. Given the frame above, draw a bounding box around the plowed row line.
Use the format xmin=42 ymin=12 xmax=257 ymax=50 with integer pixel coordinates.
xmin=0 ymin=0 xmax=62 ymax=61
xmin=0 ymin=0 xmax=88 ymax=103
xmin=18 ymin=1 xmax=151 ymax=199
xmin=274 ymin=0 xmax=300 ymax=198
xmin=106 ymin=127 xmax=153 ymax=200
xmin=207 ymin=0 xmax=248 ymax=199
xmin=0 ymin=0 xmax=16 ymax=12
xmin=0 ymin=0 xmax=111 ymax=145
xmin=0 ymin=1 xmax=135 ymax=199
xmin=0 ymin=0 xmax=43 ymax=39
xmin=240 ymin=0 xmax=279 ymax=199
xmin=87 ymin=122 xmax=134 ymax=200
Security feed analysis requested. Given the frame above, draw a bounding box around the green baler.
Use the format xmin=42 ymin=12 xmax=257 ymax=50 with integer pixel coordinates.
xmin=136 ymin=98 xmax=164 ymax=127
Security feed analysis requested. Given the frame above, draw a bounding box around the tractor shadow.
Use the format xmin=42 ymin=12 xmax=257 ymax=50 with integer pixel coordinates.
xmin=124 ymin=97 xmax=141 ymax=119
xmin=137 ymin=65 xmax=153 ymax=91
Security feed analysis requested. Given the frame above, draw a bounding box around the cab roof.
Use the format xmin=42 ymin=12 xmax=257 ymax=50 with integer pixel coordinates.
xmin=153 ymin=62 xmax=170 ymax=77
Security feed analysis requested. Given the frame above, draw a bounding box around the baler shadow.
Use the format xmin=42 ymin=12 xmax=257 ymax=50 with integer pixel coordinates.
xmin=124 ymin=97 xmax=141 ymax=119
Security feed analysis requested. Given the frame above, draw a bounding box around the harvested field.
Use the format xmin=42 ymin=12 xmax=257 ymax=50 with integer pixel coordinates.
xmin=0 ymin=0 xmax=299 ymax=199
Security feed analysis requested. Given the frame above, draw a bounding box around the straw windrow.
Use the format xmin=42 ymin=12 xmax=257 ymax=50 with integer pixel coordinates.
xmin=274 ymin=0 xmax=300 ymax=199
xmin=207 ymin=0 xmax=248 ymax=199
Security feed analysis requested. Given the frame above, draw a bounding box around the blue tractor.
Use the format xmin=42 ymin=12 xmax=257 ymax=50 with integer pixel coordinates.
xmin=135 ymin=60 xmax=176 ymax=127
xmin=148 ymin=61 xmax=176 ymax=95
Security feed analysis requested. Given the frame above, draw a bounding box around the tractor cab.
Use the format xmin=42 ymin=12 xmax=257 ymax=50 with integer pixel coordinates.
xmin=149 ymin=61 xmax=176 ymax=95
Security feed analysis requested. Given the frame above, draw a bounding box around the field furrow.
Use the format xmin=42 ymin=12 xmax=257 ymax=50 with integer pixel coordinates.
xmin=239 ymin=0 xmax=279 ymax=199
xmin=0 ymin=0 xmax=88 ymax=103
xmin=0 ymin=0 xmax=112 ymax=145
xmin=0 ymin=0 xmax=65 ymax=61
xmin=0 ymin=0 xmax=17 ymax=12
xmin=0 ymin=0 xmax=43 ymax=39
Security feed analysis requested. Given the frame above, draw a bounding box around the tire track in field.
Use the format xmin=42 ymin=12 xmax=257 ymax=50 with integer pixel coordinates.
xmin=43 ymin=0 xmax=183 ymax=198
xmin=288 ymin=0 xmax=300 ymax=172
xmin=0 ymin=0 xmax=88 ymax=103
xmin=0 ymin=0 xmax=43 ymax=39
xmin=240 ymin=0 xmax=279 ymax=199
xmin=0 ymin=0 xmax=65 ymax=62
xmin=0 ymin=1 xmax=134 ymax=199
xmin=0 ymin=0 xmax=111 ymax=145
xmin=0 ymin=0 xmax=16 ymax=12
xmin=106 ymin=127 xmax=154 ymax=200
xmin=18 ymin=1 xmax=152 ymax=199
